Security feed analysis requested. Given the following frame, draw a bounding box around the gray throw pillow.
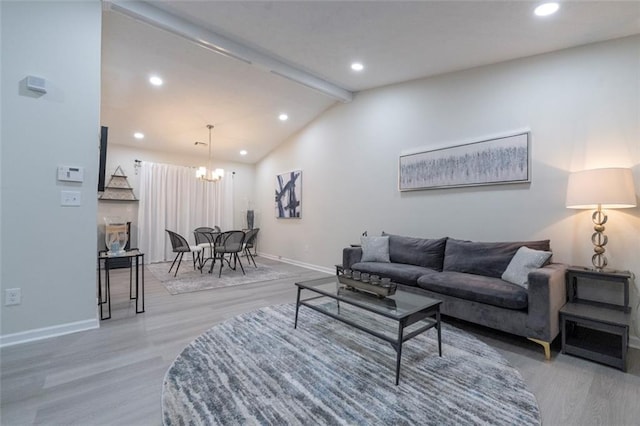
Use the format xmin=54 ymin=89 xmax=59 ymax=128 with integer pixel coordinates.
xmin=360 ymin=236 xmax=390 ymax=263
xmin=501 ymin=246 xmax=552 ymax=288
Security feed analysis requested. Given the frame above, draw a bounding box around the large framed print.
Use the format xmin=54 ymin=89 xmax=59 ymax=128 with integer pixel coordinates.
xmin=399 ymin=132 xmax=530 ymax=191
xmin=275 ymin=170 xmax=302 ymax=218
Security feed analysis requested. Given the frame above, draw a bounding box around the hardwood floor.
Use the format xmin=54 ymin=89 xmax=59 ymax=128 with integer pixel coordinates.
xmin=1 ymin=257 xmax=639 ymax=425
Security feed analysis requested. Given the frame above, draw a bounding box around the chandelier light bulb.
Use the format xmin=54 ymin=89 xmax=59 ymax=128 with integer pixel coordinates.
xmin=149 ymin=75 xmax=163 ymax=86
xmin=534 ymin=3 xmax=559 ymax=16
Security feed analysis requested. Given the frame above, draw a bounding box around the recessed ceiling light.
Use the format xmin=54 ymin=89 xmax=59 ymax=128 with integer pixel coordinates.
xmin=240 ymin=150 xmax=248 ymax=156
xmin=279 ymin=113 xmax=289 ymax=121
xmin=133 ymin=132 xmax=144 ymax=139
xmin=149 ymin=75 xmax=163 ymax=86
xmin=534 ymin=3 xmax=559 ymax=16
xmin=351 ymin=62 xmax=364 ymax=72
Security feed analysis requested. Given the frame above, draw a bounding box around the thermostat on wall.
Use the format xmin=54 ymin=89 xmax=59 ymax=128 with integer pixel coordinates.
xmin=57 ymin=166 xmax=84 ymax=182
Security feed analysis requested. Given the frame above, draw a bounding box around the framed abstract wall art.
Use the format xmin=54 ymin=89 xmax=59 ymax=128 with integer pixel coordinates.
xmin=275 ymin=170 xmax=302 ymax=218
xmin=399 ymin=131 xmax=530 ymax=191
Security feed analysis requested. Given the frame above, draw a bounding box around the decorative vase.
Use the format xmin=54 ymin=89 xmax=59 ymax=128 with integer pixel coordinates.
xmin=104 ymin=217 xmax=128 ymax=255
xmin=246 ymin=210 xmax=254 ymax=230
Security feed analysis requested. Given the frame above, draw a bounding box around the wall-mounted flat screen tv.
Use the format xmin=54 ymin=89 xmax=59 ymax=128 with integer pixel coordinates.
xmin=98 ymin=126 xmax=108 ymax=192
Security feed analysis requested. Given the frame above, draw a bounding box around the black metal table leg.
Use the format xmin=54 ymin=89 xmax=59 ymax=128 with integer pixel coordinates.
xmin=139 ymin=254 xmax=145 ymax=313
xmin=98 ymin=258 xmax=104 ymax=319
xmin=104 ymin=260 xmax=111 ymax=320
xmin=129 ymin=258 xmax=134 ymax=299
xmin=294 ymin=287 xmax=301 ymax=329
xmin=135 ymin=254 xmax=145 ymax=313
xmin=98 ymin=258 xmax=103 ymax=301
xmin=436 ymin=309 xmax=442 ymax=356
xmin=395 ymin=319 xmax=405 ymax=385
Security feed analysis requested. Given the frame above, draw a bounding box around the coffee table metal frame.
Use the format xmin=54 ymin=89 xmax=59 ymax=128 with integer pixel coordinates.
xmin=294 ymin=276 xmax=442 ymax=385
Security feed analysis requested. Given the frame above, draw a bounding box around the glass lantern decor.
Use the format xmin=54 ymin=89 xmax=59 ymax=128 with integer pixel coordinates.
xmin=104 ymin=217 xmax=128 ymax=255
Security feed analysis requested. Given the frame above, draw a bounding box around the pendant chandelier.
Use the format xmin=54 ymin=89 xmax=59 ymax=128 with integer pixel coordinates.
xmin=196 ymin=124 xmax=225 ymax=182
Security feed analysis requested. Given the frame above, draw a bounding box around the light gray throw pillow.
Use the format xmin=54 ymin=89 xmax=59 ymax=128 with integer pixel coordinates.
xmin=501 ymin=246 xmax=552 ymax=288
xmin=360 ymin=236 xmax=390 ymax=263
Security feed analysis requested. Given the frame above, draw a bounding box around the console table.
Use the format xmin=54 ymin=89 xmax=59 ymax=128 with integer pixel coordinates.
xmin=97 ymin=249 xmax=145 ymax=320
xmin=560 ymin=267 xmax=633 ymax=371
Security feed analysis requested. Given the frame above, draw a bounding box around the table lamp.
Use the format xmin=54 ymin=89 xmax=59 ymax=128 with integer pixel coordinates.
xmin=566 ymin=167 xmax=637 ymax=271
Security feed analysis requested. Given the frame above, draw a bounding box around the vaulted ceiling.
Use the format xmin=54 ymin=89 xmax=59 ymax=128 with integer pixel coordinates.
xmin=101 ymin=1 xmax=640 ymax=164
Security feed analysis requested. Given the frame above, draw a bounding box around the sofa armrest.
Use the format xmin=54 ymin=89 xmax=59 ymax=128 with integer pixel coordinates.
xmin=343 ymin=247 xmax=363 ymax=269
xmin=526 ymin=263 xmax=567 ymax=342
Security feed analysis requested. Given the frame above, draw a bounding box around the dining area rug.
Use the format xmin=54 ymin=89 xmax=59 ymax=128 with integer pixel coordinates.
xmin=147 ymin=259 xmax=296 ymax=295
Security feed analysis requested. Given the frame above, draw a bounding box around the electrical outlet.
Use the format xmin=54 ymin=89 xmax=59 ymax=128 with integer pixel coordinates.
xmin=5 ymin=288 xmax=21 ymax=306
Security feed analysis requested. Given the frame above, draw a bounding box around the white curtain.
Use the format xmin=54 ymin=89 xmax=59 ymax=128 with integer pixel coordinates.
xmin=137 ymin=161 xmax=233 ymax=263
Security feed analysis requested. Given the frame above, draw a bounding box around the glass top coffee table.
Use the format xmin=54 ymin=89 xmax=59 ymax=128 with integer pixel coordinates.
xmin=294 ymin=275 xmax=442 ymax=385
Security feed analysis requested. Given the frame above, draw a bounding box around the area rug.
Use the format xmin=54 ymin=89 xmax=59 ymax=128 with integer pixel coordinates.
xmin=162 ymin=303 xmax=540 ymax=425
xmin=147 ymin=260 xmax=296 ymax=295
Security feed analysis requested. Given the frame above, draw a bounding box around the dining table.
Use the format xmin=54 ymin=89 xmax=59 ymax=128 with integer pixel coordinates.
xmin=197 ymin=230 xmax=221 ymax=272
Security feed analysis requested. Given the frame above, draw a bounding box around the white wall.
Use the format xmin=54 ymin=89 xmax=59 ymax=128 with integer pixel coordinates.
xmin=1 ymin=2 xmax=102 ymax=340
xmin=97 ymin=144 xmax=255 ymax=250
xmin=256 ymin=36 xmax=640 ymax=338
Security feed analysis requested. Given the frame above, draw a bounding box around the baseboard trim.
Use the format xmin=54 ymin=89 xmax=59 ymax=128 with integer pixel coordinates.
xmin=0 ymin=318 xmax=99 ymax=348
xmin=259 ymin=252 xmax=334 ymax=275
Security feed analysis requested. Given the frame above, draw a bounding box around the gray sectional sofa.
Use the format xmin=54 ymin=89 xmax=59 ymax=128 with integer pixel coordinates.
xmin=342 ymin=233 xmax=567 ymax=359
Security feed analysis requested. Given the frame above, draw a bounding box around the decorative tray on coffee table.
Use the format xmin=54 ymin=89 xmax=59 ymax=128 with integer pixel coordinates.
xmin=337 ymin=275 xmax=397 ymax=298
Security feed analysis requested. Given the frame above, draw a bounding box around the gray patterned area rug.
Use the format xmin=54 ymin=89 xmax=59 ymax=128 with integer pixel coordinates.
xmin=147 ymin=260 xmax=295 ymax=295
xmin=162 ymin=304 xmax=540 ymax=425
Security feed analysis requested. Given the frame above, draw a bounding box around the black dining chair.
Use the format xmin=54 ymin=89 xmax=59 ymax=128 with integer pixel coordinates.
xmin=242 ymin=228 xmax=259 ymax=268
xmin=166 ymin=229 xmax=203 ymax=277
xmin=211 ymin=230 xmax=246 ymax=277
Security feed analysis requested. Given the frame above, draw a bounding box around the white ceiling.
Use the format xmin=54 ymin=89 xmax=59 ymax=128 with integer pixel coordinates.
xmin=101 ymin=1 xmax=640 ymax=164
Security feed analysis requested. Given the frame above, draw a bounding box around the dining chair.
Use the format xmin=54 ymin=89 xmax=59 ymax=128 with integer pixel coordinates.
xmin=242 ymin=228 xmax=259 ymax=268
xmin=211 ymin=230 xmax=246 ymax=277
xmin=166 ymin=229 xmax=203 ymax=277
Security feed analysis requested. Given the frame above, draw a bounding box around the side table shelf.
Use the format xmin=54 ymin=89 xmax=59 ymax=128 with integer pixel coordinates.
xmin=560 ymin=267 xmax=633 ymax=372
xmin=560 ymin=302 xmax=630 ymax=371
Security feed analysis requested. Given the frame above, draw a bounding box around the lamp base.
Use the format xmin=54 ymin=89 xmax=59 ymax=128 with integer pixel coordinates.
xmin=590 ymin=207 xmax=608 ymax=271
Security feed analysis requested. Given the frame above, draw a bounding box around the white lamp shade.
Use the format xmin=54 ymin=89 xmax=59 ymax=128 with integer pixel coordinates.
xmin=566 ymin=167 xmax=637 ymax=209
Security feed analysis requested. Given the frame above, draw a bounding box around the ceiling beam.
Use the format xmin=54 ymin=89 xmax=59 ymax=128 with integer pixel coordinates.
xmin=105 ymin=0 xmax=354 ymax=103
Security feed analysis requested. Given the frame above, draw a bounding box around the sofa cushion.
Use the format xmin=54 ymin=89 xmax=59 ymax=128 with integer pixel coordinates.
xmin=501 ymin=246 xmax=552 ymax=288
xmin=443 ymin=238 xmax=551 ymax=278
xmin=382 ymin=233 xmax=447 ymax=270
xmin=351 ymin=262 xmax=436 ymax=286
xmin=360 ymin=236 xmax=390 ymax=263
xmin=417 ymin=271 xmax=528 ymax=310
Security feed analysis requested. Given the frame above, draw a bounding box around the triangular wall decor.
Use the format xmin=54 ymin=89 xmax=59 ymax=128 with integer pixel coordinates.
xmin=99 ymin=166 xmax=138 ymax=201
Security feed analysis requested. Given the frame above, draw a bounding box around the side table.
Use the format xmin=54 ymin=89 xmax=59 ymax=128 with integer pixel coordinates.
xmin=560 ymin=267 xmax=633 ymax=371
xmin=98 ymin=249 xmax=145 ymax=320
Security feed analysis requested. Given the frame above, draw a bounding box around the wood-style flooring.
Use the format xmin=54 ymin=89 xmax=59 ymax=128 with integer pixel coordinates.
xmin=1 ymin=257 xmax=639 ymax=425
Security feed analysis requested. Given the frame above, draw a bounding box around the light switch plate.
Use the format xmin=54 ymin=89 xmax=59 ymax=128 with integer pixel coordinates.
xmin=61 ymin=191 xmax=81 ymax=206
